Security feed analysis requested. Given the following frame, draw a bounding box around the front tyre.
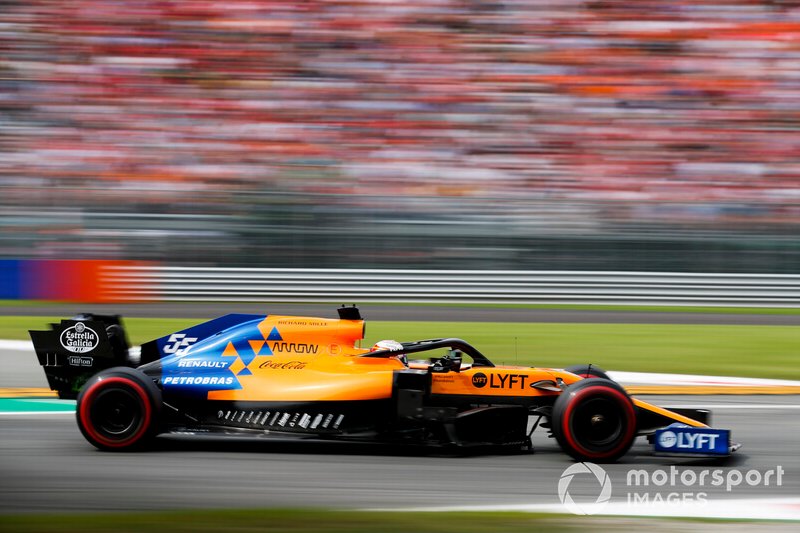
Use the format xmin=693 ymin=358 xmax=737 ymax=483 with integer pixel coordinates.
xmin=564 ymin=364 xmax=611 ymax=381
xmin=552 ymin=378 xmax=636 ymax=463
xmin=76 ymin=367 xmax=161 ymax=451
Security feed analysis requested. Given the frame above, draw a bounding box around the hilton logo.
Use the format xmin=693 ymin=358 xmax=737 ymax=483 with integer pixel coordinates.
xmin=67 ymin=356 xmax=93 ymax=367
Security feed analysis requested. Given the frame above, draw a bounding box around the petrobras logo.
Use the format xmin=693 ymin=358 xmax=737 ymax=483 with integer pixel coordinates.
xmin=162 ymin=375 xmax=236 ymax=387
xmin=162 ymin=357 xmax=241 ymax=390
xmin=60 ymin=322 xmax=99 ymax=354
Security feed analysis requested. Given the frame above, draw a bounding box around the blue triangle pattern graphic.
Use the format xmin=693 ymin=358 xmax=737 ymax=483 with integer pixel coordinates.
xmin=237 ymin=367 xmax=252 ymax=377
xmin=233 ymin=338 xmax=256 ymax=366
xmin=267 ymin=327 xmax=283 ymax=341
xmin=258 ymin=343 xmax=273 ymax=356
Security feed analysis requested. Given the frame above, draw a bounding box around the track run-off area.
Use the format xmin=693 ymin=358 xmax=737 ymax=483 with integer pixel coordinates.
xmin=1 ymin=395 xmax=799 ymax=520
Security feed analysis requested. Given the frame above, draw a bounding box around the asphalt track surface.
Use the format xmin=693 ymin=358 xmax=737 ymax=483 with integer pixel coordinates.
xmin=1 ymin=395 xmax=798 ymax=513
xmin=3 ymin=302 xmax=800 ymax=325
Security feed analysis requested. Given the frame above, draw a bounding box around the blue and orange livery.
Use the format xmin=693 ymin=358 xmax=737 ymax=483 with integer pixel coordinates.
xmin=29 ymin=307 xmax=738 ymax=461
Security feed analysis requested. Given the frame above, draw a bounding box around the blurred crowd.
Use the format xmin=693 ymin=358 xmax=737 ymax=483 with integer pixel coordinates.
xmin=1 ymin=1 xmax=799 ymax=269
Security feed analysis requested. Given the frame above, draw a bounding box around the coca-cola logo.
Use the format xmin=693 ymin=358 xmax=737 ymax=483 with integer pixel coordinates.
xmin=258 ymin=360 xmax=307 ymax=370
xmin=59 ymin=322 xmax=99 ymax=354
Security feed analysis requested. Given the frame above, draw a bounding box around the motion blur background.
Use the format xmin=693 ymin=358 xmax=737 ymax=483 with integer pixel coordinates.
xmin=2 ymin=0 xmax=799 ymax=274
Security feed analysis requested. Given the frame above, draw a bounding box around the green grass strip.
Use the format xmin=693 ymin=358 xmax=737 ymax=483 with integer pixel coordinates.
xmin=5 ymin=316 xmax=798 ymax=380
xmin=0 ymin=508 xmax=792 ymax=533
xmin=367 ymin=321 xmax=800 ymax=380
xmin=0 ymin=510 xmax=562 ymax=533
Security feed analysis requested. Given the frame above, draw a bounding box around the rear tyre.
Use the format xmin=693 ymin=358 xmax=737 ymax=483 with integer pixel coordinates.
xmin=552 ymin=378 xmax=636 ymax=463
xmin=76 ymin=367 xmax=161 ymax=451
xmin=565 ymin=364 xmax=611 ymax=381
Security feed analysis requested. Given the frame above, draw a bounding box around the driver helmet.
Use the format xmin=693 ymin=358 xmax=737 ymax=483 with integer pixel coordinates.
xmin=371 ymin=340 xmax=407 ymax=365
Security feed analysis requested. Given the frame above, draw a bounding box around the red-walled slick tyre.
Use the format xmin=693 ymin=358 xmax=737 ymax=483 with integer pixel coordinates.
xmin=76 ymin=367 xmax=161 ymax=451
xmin=552 ymin=378 xmax=636 ymax=463
xmin=564 ymin=364 xmax=612 ymax=381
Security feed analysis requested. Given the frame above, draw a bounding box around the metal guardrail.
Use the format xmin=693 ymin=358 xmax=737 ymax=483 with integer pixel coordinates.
xmin=101 ymin=267 xmax=800 ymax=307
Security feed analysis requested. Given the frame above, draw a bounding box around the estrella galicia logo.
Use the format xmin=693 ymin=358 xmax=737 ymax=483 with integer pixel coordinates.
xmin=59 ymin=322 xmax=99 ymax=354
xmin=557 ymin=462 xmax=612 ymax=515
xmin=472 ymin=372 xmax=488 ymax=388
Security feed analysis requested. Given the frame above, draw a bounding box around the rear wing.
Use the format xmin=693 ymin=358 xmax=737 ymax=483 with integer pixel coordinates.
xmin=29 ymin=314 xmax=132 ymax=399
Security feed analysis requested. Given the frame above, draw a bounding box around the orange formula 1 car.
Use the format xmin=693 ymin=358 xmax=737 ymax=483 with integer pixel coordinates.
xmin=30 ymin=307 xmax=738 ymax=462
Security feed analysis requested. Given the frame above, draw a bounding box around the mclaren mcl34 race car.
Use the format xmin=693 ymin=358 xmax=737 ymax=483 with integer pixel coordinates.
xmin=30 ymin=307 xmax=739 ymax=462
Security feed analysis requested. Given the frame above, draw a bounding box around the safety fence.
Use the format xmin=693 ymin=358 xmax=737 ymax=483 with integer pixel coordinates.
xmin=97 ymin=266 xmax=800 ymax=307
xmin=3 ymin=261 xmax=797 ymax=306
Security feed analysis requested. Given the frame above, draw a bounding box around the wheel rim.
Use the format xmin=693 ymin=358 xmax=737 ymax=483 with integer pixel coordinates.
xmin=570 ymin=396 xmax=624 ymax=451
xmin=89 ymin=387 xmax=143 ymax=440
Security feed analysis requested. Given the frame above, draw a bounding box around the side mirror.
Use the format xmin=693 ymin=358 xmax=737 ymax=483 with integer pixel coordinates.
xmin=431 ymin=359 xmax=449 ymax=373
xmin=431 ymin=353 xmax=462 ymax=373
xmin=447 ymin=353 xmax=462 ymax=373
